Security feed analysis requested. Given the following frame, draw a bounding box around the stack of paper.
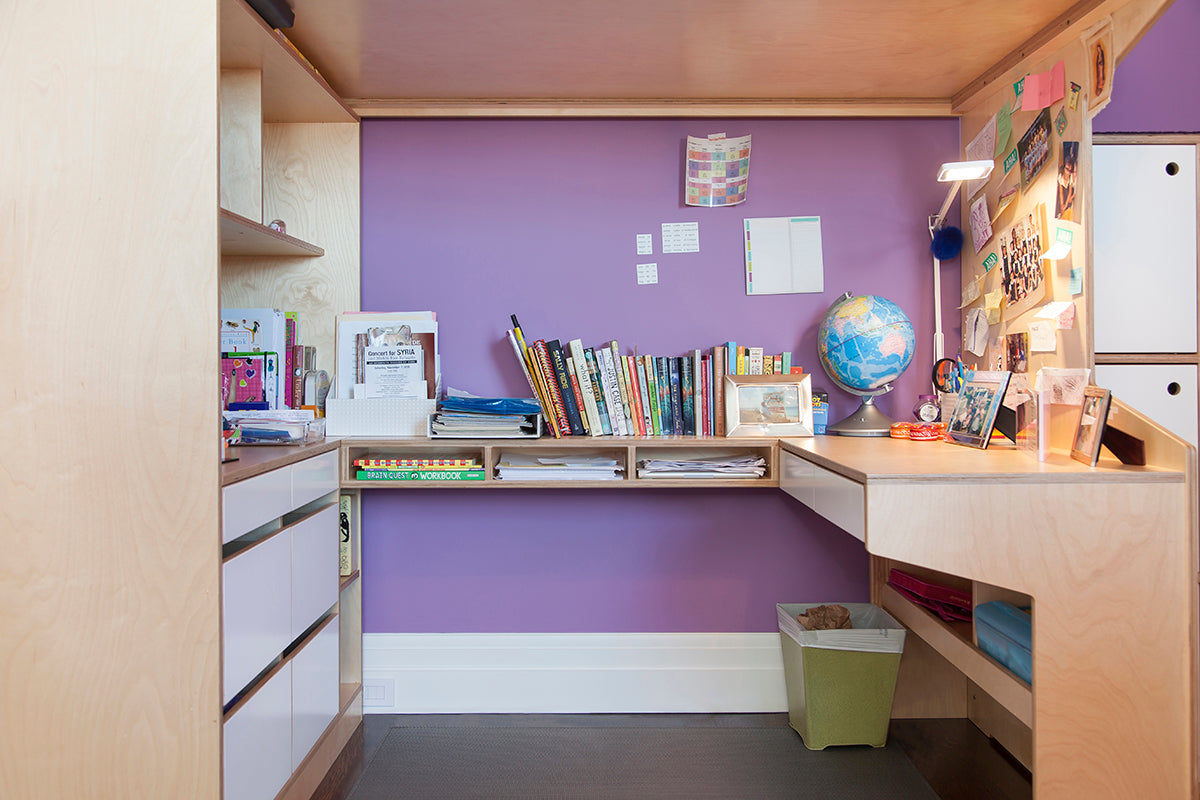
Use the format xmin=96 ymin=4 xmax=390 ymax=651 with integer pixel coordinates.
xmin=495 ymin=453 xmax=624 ymax=481
xmin=430 ymin=412 xmax=538 ymax=437
xmin=637 ymin=453 xmax=766 ymax=478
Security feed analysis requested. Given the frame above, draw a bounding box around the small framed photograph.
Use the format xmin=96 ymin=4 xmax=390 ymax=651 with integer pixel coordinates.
xmin=1071 ymin=385 xmax=1112 ymax=466
xmin=724 ymin=374 xmax=813 ymax=437
xmin=945 ymin=371 xmax=1012 ymax=449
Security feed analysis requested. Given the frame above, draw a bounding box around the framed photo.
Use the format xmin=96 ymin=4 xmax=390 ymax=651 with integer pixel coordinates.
xmin=945 ymin=371 xmax=1012 ymax=449
xmin=724 ymin=374 xmax=813 ymax=437
xmin=1071 ymin=385 xmax=1112 ymax=466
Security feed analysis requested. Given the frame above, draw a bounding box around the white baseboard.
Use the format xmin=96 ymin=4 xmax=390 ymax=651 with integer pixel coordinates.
xmin=363 ymin=632 xmax=788 ymax=714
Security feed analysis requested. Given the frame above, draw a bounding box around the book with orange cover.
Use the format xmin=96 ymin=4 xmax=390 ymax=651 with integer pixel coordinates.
xmin=532 ymin=339 xmax=567 ymax=437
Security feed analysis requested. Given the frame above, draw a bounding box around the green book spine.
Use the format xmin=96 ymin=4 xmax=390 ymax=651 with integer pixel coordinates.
xmin=356 ymin=468 xmax=486 ymax=481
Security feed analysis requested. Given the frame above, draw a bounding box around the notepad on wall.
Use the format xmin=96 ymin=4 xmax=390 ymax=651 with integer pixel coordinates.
xmin=743 ymin=216 xmax=824 ymax=295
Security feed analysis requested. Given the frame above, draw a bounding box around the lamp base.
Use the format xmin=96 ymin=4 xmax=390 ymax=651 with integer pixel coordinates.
xmin=828 ymin=396 xmax=894 ymax=437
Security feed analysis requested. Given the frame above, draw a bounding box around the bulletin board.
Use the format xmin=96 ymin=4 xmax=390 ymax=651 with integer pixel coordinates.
xmin=953 ymin=16 xmax=1119 ymax=380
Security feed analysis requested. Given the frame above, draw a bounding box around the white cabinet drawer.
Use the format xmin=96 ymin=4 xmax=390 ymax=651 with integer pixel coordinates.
xmin=223 ymin=661 xmax=292 ymax=800
xmin=223 ymin=532 xmax=292 ymax=704
xmin=291 ymin=617 xmax=340 ymax=771
xmin=780 ymin=451 xmax=866 ymax=542
xmin=292 ymin=450 xmax=339 ymax=508
xmin=222 ymin=466 xmax=292 ymax=544
xmin=1095 ymin=364 xmax=1198 ymax=447
xmin=290 ymin=504 xmax=339 ymax=640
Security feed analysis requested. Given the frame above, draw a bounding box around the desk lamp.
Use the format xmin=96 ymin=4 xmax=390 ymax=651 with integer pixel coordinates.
xmin=928 ymin=160 xmax=994 ymax=365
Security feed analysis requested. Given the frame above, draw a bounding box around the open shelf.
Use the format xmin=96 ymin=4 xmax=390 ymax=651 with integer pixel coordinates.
xmin=220 ymin=208 xmax=325 ymax=256
xmin=339 ymin=436 xmax=780 ymax=488
xmin=220 ymin=0 xmax=357 ymax=124
xmin=881 ymin=583 xmax=1032 ymax=728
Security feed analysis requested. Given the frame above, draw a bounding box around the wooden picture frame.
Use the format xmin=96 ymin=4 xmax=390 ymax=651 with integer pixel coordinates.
xmin=1071 ymin=385 xmax=1112 ymax=466
xmin=945 ymin=371 xmax=1012 ymax=449
xmin=723 ymin=373 xmax=813 ymax=437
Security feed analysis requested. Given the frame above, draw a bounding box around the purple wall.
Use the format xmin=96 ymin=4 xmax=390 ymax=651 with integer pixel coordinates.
xmin=360 ymin=117 xmax=959 ymax=634
xmin=1094 ymin=0 xmax=1200 ymax=132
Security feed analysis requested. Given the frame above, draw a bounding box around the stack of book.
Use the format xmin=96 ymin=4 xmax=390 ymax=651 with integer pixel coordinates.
xmin=428 ymin=396 xmax=543 ymax=438
xmin=221 ymin=306 xmax=319 ymax=411
xmin=505 ymin=316 xmax=803 ymax=439
xmin=353 ymin=458 xmax=486 ymax=482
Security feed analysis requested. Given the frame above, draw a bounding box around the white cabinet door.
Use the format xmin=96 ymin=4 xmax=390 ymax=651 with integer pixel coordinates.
xmin=224 ymin=662 xmax=292 ymax=800
xmin=1094 ymin=364 xmax=1198 ymax=447
xmin=223 ymin=532 xmax=292 ymax=704
xmin=290 ymin=503 xmax=339 ymax=640
xmin=1093 ymin=144 xmax=1197 ymax=353
xmin=291 ymin=617 xmax=340 ymax=771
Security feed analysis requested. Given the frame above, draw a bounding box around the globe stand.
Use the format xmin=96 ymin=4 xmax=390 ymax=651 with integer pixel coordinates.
xmin=828 ymin=393 xmax=894 ymax=437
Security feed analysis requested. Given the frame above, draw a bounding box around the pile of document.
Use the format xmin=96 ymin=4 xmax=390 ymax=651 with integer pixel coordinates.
xmin=428 ymin=396 xmax=543 ymax=438
xmin=495 ymin=453 xmax=624 ymax=481
xmin=636 ymin=452 xmax=766 ymax=479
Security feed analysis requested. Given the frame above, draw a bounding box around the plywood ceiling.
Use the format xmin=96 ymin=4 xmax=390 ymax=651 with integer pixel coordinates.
xmin=279 ymin=0 xmax=1119 ymax=115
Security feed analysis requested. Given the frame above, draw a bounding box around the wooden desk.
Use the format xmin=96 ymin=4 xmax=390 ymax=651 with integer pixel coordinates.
xmin=778 ymin=435 xmax=1196 ymax=799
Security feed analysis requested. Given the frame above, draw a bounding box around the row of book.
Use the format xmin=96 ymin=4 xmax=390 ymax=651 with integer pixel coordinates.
xmin=221 ymin=307 xmax=322 ymax=411
xmin=353 ymin=457 xmax=486 ymax=482
xmin=505 ymin=317 xmax=802 ymax=439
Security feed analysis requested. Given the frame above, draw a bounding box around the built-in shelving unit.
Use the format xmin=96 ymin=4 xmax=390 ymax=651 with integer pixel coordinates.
xmin=340 ymin=436 xmax=780 ymax=489
xmin=217 ymin=0 xmax=363 ymax=796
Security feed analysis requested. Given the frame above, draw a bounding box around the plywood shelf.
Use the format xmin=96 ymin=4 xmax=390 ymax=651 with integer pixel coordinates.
xmin=220 ymin=208 xmax=325 ymax=257
xmin=881 ymin=584 xmax=1032 ymax=729
xmin=339 ymin=436 xmax=780 ymax=489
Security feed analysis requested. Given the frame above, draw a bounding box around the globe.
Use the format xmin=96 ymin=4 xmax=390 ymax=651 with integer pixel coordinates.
xmin=817 ymin=292 xmax=916 ymax=435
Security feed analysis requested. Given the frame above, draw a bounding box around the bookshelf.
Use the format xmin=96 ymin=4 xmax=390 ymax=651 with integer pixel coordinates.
xmin=217 ymin=0 xmax=362 ymax=797
xmin=341 ymin=436 xmax=780 ymax=488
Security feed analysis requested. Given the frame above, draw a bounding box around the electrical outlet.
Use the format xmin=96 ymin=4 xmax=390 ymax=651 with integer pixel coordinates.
xmin=363 ymin=677 xmax=396 ymax=708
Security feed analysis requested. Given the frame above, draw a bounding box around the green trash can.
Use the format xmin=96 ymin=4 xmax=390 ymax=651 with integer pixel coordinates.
xmin=777 ymin=603 xmax=906 ymax=749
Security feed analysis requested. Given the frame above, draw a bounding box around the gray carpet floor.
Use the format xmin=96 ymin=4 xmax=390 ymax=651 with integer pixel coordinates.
xmin=348 ymin=723 xmax=940 ymax=799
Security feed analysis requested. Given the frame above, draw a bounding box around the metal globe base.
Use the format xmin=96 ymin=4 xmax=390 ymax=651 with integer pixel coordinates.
xmin=827 ymin=394 xmax=894 ymax=437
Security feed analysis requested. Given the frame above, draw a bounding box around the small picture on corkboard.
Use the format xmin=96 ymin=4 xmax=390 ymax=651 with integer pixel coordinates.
xmin=1084 ymin=19 xmax=1114 ymax=117
xmin=1056 ymin=141 xmax=1079 ymax=222
xmin=999 ymin=203 xmax=1048 ymax=319
xmin=1017 ymin=108 xmax=1052 ymax=190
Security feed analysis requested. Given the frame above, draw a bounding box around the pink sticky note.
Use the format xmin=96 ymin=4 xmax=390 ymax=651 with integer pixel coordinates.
xmin=1021 ymin=61 xmax=1066 ymax=111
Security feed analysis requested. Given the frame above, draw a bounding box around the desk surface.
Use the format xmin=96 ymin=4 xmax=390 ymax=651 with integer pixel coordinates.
xmin=779 ymin=434 xmax=1195 ymax=799
xmin=779 ymin=435 xmax=1183 ymax=484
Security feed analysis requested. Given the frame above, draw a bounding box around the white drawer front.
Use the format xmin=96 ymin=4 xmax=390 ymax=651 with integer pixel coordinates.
xmin=291 ymin=618 xmax=340 ymax=771
xmin=780 ymin=451 xmax=816 ymax=507
xmin=290 ymin=504 xmax=339 ymax=640
xmin=780 ymin=451 xmax=866 ymax=542
xmin=223 ymin=467 xmax=292 ymax=544
xmin=223 ymin=661 xmax=292 ymax=800
xmin=223 ymin=532 xmax=292 ymax=704
xmin=292 ymin=450 xmax=339 ymax=508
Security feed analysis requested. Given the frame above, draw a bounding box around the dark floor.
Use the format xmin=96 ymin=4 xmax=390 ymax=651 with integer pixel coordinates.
xmin=321 ymin=713 xmax=1030 ymax=800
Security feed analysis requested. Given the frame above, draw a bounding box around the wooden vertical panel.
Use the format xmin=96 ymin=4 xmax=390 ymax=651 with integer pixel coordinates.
xmin=222 ymin=122 xmax=361 ymax=377
xmin=220 ymin=69 xmax=264 ymax=220
xmin=0 ymin=1 xmax=221 ymax=798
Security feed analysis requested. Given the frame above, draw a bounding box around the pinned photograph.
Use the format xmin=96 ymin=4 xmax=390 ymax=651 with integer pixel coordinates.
xmin=999 ymin=203 xmax=1048 ymax=318
xmin=1056 ymin=141 xmax=1079 ymax=222
xmin=1084 ymin=19 xmax=1115 ymax=117
xmin=1017 ymin=108 xmax=1053 ymax=189
xmin=1006 ymin=331 xmax=1030 ymax=374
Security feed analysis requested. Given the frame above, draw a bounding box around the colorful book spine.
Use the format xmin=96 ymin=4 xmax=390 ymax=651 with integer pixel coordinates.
xmin=641 ymin=356 xmax=661 ymax=436
xmin=568 ymin=339 xmax=603 ymax=436
xmin=692 ymin=349 xmax=702 ymax=435
xmin=506 ymin=329 xmax=543 ymax=407
xmin=356 ymin=468 xmax=486 ymax=481
xmin=624 ymin=355 xmax=646 ymax=437
xmin=532 ymin=339 xmax=567 ymax=437
xmin=284 ymin=313 xmax=297 ymax=408
xmin=338 ymin=494 xmax=352 ymax=576
xmin=598 ymin=347 xmax=627 ymax=436
xmin=713 ymin=346 xmax=726 ymax=436
xmin=354 ymin=458 xmax=478 ymax=467
xmin=610 ymin=341 xmax=635 ymax=435
xmin=565 ymin=358 xmax=591 ymax=435
xmin=748 ymin=346 xmax=764 ymax=375
xmin=668 ymin=358 xmax=683 ymax=435
xmin=547 ymin=340 xmax=585 ymax=436
xmin=700 ymin=354 xmax=711 ymax=436
xmin=781 ymin=351 xmax=792 ymax=376
xmin=679 ymin=355 xmax=695 ymax=435
xmin=736 ymin=347 xmax=747 ymax=375
xmin=584 ymin=348 xmax=612 ymax=435
xmin=725 ymin=342 xmax=737 ymax=376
